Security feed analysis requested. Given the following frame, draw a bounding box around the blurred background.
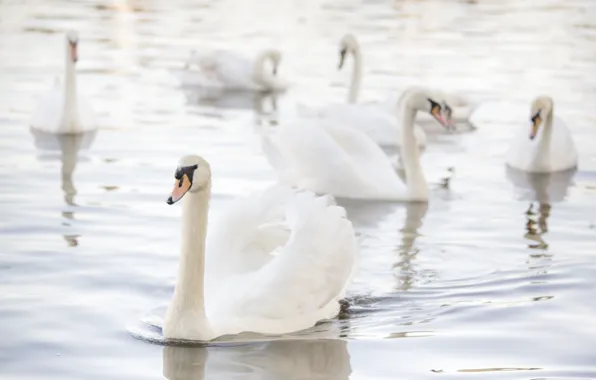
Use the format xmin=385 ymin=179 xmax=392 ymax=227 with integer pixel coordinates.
xmin=1 ymin=0 xmax=595 ymax=379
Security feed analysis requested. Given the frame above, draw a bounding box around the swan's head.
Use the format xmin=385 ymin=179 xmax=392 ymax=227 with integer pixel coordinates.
xmin=338 ymin=34 xmax=358 ymax=69
xmin=66 ymin=30 xmax=79 ymax=64
xmin=529 ymin=96 xmax=554 ymax=140
xmin=403 ymin=89 xmax=454 ymax=129
xmin=167 ymin=155 xmax=211 ymax=205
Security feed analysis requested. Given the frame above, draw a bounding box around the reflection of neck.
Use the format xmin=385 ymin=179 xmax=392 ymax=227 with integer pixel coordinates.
xmin=163 ymin=346 xmax=207 ymax=380
xmin=532 ymin=107 xmax=553 ymax=170
xmin=347 ymin=46 xmax=362 ymax=103
xmin=400 ymin=102 xmax=427 ymax=200
xmin=164 ymin=183 xmax=214 ymax=340
xmin=62 ymin=52 xmax=79 ymax=133
xmin=61 ymin=148 xmax=78 ymax=205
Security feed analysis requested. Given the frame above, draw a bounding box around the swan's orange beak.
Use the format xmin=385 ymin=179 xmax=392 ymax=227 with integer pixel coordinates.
xmin=69 ymin=41 xmax=78 ymax=63
xmin=431 ymin=103 xmax=451 ymax=129
xmin=167 ymin=174 xmax=191 ymax=205
xmin=530 ymin=114 xmax=541 ymax=140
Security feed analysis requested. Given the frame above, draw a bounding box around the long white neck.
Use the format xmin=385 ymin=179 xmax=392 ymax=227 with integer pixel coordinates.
xmin=399 ymin=102 xmax=428 ymax=201
xmin=531 ymin=107 xmax=554 ymax=171
xmin=62 ymin=48 xmax=79 ymax=133
xmin=347 ymin=46 xmax=362 ymax=103
xmin=164 ymin=183 xmax=214 ymax=340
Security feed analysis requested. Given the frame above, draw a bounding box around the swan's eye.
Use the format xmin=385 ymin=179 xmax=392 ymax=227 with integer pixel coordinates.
xmin=529 ymin=110 xmax=542 ymax=140
xmin=531 ymin=110 xmax=541 ymax=124
xmin=174 ymin=168 xmax=183 ymax=180
xmin=427 ymin=98 xmax=441 ymax=114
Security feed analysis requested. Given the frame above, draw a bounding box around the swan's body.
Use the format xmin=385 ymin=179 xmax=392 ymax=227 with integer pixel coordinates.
xmin=262 ymin=89 xmax=453 ymax=201
xmin=162 ymin=156 xmax=357 ymax=341
xmin=178 ymin=49 xmax=288 ymax=92
xmin=506 ymin=96 xmax=578 ymax=173
xmin=298 ymin=34 xmax=427 ymax=147
xmin=30 ymin=31 xmax=96 ymax=134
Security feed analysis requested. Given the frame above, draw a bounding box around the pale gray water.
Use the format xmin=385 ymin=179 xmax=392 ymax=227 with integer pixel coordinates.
xmin=1 ymin=0 xmax=596 ymax=379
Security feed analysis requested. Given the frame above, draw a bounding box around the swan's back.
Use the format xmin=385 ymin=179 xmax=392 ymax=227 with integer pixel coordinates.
xmin=263 ymin=120 xmax=403 ymax=199
xmin=182 ymin=50 xmax=257 ymax=90
xmin=205 ymin=188 xmax=357 ymax=336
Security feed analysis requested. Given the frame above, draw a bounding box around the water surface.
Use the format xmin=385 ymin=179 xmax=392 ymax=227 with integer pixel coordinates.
xmin=1 ymin=0 xmax=596 ymax=379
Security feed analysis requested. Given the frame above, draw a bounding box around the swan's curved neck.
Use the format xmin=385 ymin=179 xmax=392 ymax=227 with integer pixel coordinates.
xmin=164 ymin=182 xmax=213 ymax=340
xmin=532 ymin=107 xmax=554 ymax=169
xmin=347 ymin=46 xmax=362 ymax=103
xmin=399 ymin=102 xmax=428 ymax=201
xmin=62 ymin=49 xmax=78 ymax=133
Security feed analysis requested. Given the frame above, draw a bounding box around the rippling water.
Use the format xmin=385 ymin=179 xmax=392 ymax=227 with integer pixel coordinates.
xmin=1 ymin=0 xmax=596 ymax=379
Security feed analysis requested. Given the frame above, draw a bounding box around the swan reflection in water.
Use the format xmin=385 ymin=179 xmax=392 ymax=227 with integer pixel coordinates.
xmin=506 ymin=166 xmax=576 ymax=252
xmin=163 ymin=338 xmax=351 ymax=380
xmin=394 ymin=202 xmax=429 ymax=291
xmin=30 ymin=127 xmax=97 ymax=246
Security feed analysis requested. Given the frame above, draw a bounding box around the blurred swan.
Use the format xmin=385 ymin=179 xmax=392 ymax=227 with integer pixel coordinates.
xmin=163 ymin=339 xmax=351 ymax=380
xmin=162 ymin=155 xmax=357 ymax=341
xmin=30 ymin=31 xmax=96 ymax=134
xmin=506 ymin=96 xmax=578 ymax=173
xmin=262 ymin=88 xmax=453 ymax=201
xmin=177 ymin=49 xmax=288 ymax=92
xmin=298 ymin=34 xmax=428 ymax=147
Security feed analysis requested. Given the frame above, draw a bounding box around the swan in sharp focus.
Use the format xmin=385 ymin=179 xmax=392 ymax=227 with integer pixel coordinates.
xmin=161 ymin=155 xmax=357 ymax=341
xmin=506 ymin=96 xmax=578 ymax=173
xmin=30 ymin=31 xmax=96 ymax=134
xmin=177 ymin=49 xmax=288 ymax=92
xmin=298 ymin=34 xmax=429 ymax=147
xmin=262 ymin=88 xmax=454 ymax=201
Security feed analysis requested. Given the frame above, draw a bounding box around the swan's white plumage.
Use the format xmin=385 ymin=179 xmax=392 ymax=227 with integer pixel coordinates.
xmin=506 ymin=96 xmax=578 ymax=173
xmin=298 ymin=102 xmax=427 ymax=147
xmin=297 ymin=34 xmax=427 ymax=147
xmin=30 ymin=78 xmax=96 ymax=134
xmin=206 ymin=188 xmax=356 ymax=335
xmin=30 ymin=32 xmax=96 ymax=134
xmin=262 ymin=89 xmax=453 ymax=201
xmin=163 ymin=157 xmax=357 ymax=341
xmin=262 ymin=120 xmax=405 ymax=200
xmin=177 ymin=49 xmax=288 ymax=92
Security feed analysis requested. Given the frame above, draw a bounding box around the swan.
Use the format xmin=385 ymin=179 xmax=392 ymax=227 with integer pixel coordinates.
xmin=298 ymin=34 xmax=427 ymax=147
xmin=162 ymin=155 xmax=357 ymax=341
xmin=262 ymin=88 xmax=454 ymax=201
xmin=30 ymin=31 xmax=96 ymax=134
xmin=177 ymin=49 xmax=288 ymax=92
xmin=315 ymin=33 xmax=476 ymax=134
xmin=506 ymin=96 xmax=578 ymax=173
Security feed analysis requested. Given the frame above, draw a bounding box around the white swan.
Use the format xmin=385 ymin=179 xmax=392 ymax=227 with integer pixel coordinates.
xmin=298 ymin=34 xmax=427 ymax=147
xmin=506 ymin=96 xmax=578 ymax=173
xmin=321 ymin=33 xmax=476 ymax=133
xmin=177 ymin=49 xmax=288 ymax=92
xmin=262 ymin=88 xmax=453 ymax=201
xmin=30 ymin=31 xmax=96 ymax=134
xmin=162 ymin=155 xmax=357 ymax=341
